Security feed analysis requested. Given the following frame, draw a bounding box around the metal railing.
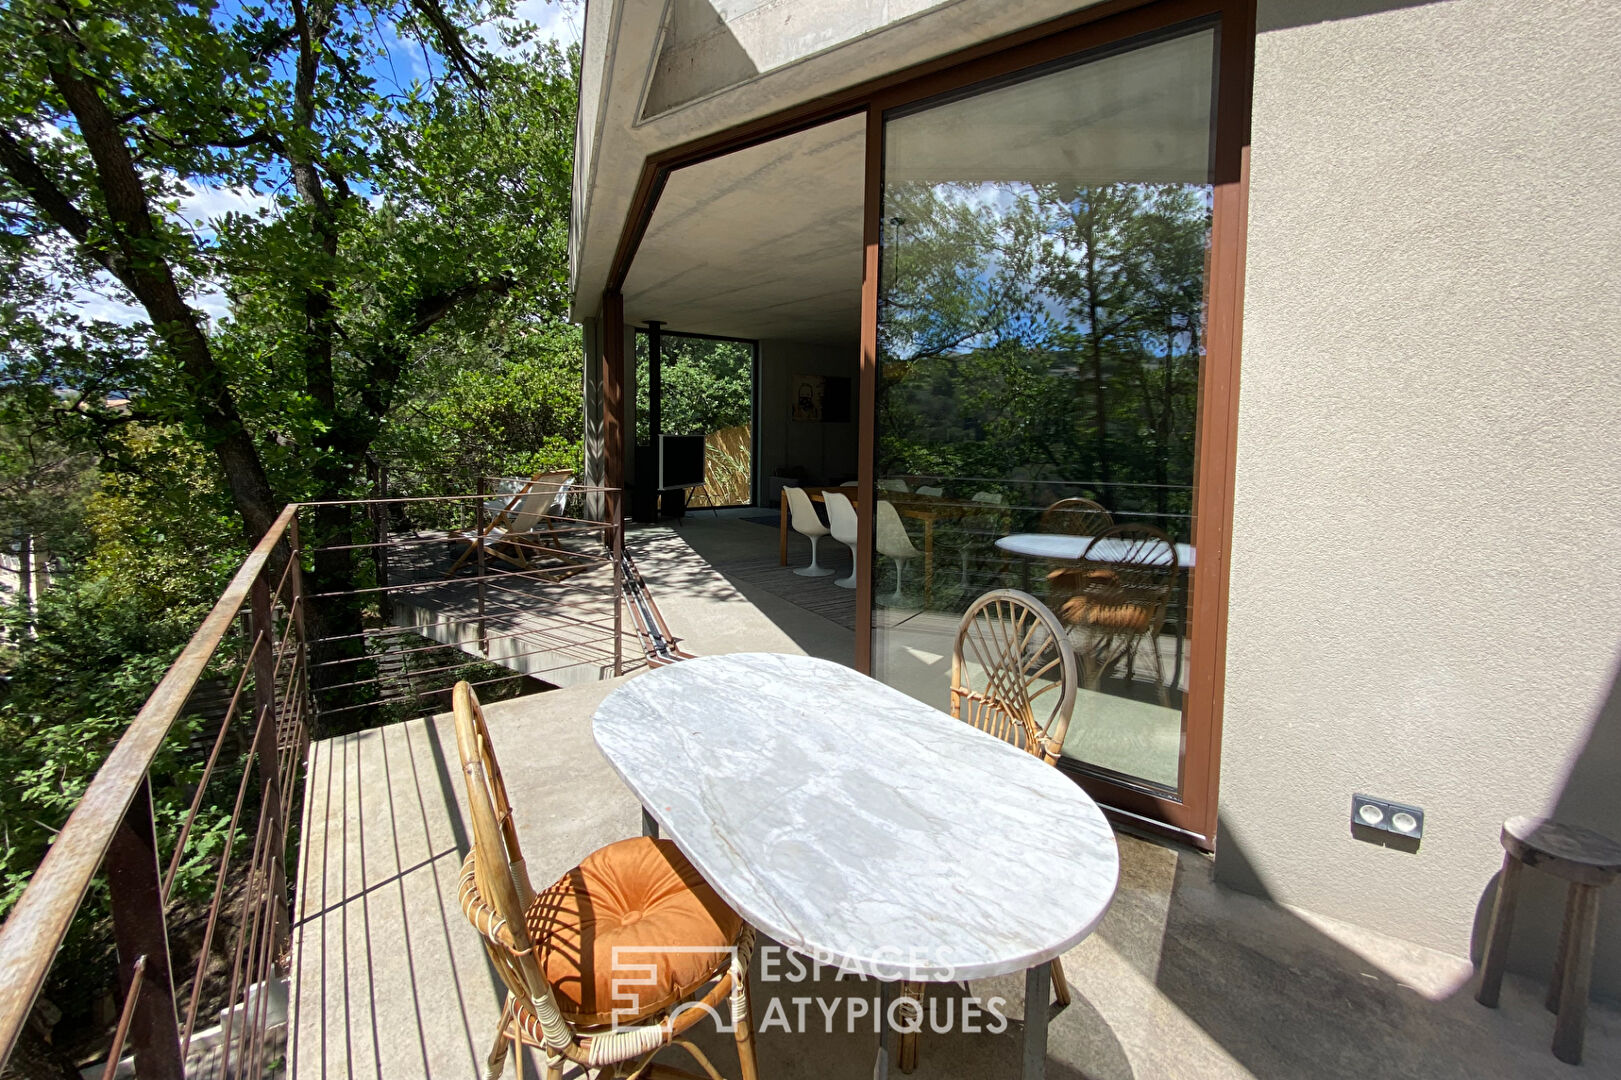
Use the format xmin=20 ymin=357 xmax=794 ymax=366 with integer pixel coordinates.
xmin=0 ymin=483 xmax=634 ymax=1077
xmin=0 ymin=504 xmax=309 ymax=1079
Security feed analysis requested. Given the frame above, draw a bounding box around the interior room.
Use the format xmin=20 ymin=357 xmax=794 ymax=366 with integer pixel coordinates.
xmin=618 ymin=113 xmax=866 ymax=659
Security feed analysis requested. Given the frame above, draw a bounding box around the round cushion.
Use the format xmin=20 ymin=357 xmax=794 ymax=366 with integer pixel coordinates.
xmin=1055 ymin=597 xmax=1153 ymax=633
xmin=527 ymin=836 xmax=741 ymax=1025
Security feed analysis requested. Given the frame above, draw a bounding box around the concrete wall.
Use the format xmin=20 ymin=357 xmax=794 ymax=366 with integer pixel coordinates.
xmin=1217 ymin=0 xmax=1621 ymax=998
xmin=757 ymin=338 xmax=861 ymax=491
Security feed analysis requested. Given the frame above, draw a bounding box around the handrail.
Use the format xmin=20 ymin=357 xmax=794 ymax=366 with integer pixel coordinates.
xmin=0 ymin=483 xmax=628 ymax=1072
xmin=0 ymin=504 xmax=298 ymax=1066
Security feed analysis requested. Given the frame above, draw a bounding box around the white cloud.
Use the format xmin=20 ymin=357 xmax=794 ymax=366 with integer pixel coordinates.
xmin=70 ymin=285 xmax=147 ymax=325
xmin=20 ymin=181 xmax=264 ymax=328
xmin=173 ymin=181 xmax=276 ymax=231
xmin=62 ymin=277 xmax=229 ymax=329
xmin=481 ymin=0 xmax=583 ymax=56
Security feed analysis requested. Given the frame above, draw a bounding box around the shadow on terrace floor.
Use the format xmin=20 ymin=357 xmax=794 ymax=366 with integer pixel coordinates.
xmin=288 ymin=674 xmax=1620 ymax=1080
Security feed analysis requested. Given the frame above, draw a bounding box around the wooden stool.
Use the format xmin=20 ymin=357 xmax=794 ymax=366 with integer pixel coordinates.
xmin=1476 ymin=815 xmax=1621 ymax=1065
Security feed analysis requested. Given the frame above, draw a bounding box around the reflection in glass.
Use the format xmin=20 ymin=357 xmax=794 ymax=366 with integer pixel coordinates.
xmin=873 ymin=28 xmax=1215 ymax=795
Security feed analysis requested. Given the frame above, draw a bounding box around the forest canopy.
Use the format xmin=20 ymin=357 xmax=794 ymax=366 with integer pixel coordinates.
xmin=0 ymin=2 xmax=586 ymax=1066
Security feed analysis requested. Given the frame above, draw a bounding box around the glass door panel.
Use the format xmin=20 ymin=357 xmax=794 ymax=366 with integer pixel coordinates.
xmin=873 ymin=27 xmax=1215 ymax=798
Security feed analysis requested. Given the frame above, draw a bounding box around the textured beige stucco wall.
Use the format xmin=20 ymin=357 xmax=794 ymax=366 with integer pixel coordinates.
xmin=1217 ymin=0 xmax=1621 ymax=998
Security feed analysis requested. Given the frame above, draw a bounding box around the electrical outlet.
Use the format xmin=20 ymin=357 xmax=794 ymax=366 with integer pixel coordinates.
xmin=1352 ymin=793 xmax=1425 ymax=839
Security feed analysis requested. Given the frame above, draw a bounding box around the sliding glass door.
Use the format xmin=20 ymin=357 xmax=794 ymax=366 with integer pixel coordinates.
xmin=870 ymin=25 xmax=1220 ymax=811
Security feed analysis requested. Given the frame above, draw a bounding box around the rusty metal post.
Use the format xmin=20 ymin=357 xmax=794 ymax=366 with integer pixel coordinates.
xmin=105 ymin=777 xmax=183 ymax=1080
xmin=286 ymin=513 xmax=314 ymax=742
xmin=373 ymin=461 xmax=392 ymax=624
xmin=475 ymin=475 xmax=489 ymax=656
xmin=612 ymin=494 xmax=624 ymax=676
xmin=248 ymin=575 xmax=289 ymax=954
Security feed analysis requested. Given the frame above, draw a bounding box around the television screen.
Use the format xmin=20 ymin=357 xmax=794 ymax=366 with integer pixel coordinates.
xmin=659 ymin=434 xmax=706 ymax=490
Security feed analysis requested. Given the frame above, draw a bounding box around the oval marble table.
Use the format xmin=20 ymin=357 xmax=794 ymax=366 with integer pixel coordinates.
xmin=993 ymin=532 xmax=1197 ymax=568
xmin=592 ymin=652 xmax=1120 ymax=1079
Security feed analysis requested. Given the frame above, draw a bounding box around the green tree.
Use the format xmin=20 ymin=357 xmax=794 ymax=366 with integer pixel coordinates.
xmin=0 ymin=0 xmax=580 ymax=721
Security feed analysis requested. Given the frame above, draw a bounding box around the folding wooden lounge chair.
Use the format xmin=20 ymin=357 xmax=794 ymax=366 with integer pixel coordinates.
xmin=452 ymin=682 xmax=760 ymax=1080
xmin=446 ymin=470 xmax=576 ymax=578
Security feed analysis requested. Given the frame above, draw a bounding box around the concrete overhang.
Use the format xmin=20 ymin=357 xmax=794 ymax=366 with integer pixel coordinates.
xmin=569 ymin=0 xmax=1114 ymax=323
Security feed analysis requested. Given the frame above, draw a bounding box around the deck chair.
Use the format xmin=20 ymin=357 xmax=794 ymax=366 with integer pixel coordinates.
xmin=446 ymin=471 xmax=575 ymax=577
xmin=452 ymin=683 xmax=760 ymax=1080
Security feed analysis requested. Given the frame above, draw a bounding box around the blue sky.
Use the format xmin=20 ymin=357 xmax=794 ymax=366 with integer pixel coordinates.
xmin=67 ymin=0 xmax=583 ymax=325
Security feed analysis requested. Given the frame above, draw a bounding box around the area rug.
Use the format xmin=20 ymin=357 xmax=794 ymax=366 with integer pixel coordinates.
xmin=709 ymin=555 xmax=856 ymax=629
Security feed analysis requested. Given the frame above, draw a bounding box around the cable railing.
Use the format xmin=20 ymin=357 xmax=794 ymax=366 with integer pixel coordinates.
xmin=0 ymin=482 xmax=633 ymax=1078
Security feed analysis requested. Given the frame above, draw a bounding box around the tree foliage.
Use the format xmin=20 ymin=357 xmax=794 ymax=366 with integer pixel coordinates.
xmin=878 ymin=180 xmax=1211 ymax=533
xmin=634 ymin=332 xmax=753 ymax=443
xmin=0 ymin=1 xmax=587 ymax=1060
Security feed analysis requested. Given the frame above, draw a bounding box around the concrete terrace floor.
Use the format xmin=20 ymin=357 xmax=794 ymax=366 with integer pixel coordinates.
xmin=289 ymin=519 xmax=1621 ymax=1079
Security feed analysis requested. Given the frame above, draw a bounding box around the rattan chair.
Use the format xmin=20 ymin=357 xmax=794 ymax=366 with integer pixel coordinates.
xmin=949 ymin=589 xmax=1079 ymax=763
xmin=899 ymin=590 xmax=1079 ymax=1073
xmin=453 ymin=683 xmax=759 ymax=1080
xmin=1039 ymin=497 xmax=1113 ymax=538
xmin=1047 ymin=523 xmax=1178 ymax=705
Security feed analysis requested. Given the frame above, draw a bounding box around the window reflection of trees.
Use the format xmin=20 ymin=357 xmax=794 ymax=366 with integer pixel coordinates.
xmin=878 ymin=180 xmax=1211 ymax=538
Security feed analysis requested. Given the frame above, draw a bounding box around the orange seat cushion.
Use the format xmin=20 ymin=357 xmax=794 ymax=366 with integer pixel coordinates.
xmin=526 ymin=837 xmax=741 ymax=1026
xmin=1055 ymin=597 xmax=1153 ymax=633
xmin=1048 ymin=567 xmax=1153 ymax=633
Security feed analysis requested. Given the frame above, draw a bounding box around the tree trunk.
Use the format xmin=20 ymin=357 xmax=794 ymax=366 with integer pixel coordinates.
xmin=15 ymin=532 xmax=32 ymax=631
xmin=1156 ymin=323 xmax=1174 ymax=526
xmin=40 ymin=42 xmax=283 ymax=545
xmin=31 ymin=538 xmax=49 ymax=603
xmin=1081 ymin=198 xmax=1113 ymax=506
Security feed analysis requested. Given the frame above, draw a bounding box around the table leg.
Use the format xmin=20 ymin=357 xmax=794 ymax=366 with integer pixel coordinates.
xmin=641 ymin=807 xmax=659 ymax=839
xmin=779 ymin=489 xmax=789 ymax=566
xmin=875 ymin=980 xmax=895 ymax=1080
xmin=1023 ymin=964 xmax=1049 ymax=1080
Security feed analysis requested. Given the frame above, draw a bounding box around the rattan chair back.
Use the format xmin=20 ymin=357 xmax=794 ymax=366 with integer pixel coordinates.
xmin=453 ymin=684 xmax=576 ymax=1055
xmin=1040 ymin=497 xmax=1113 ymax=537
xmin=950 ymin=590 xmax=1078 ymax=763
xmin=1078 ymin=523 xmax=1178 ymax=620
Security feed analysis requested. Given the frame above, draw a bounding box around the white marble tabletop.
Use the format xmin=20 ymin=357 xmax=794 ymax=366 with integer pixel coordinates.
xmin=994 ymin=532 xmax=1196 ymax=568
xmin=592 ymin=652 xmax=1119 ymax=982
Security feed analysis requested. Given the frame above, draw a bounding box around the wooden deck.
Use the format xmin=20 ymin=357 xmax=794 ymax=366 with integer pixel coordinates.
xmin=383 ymin=528 xmax=637 ymax=688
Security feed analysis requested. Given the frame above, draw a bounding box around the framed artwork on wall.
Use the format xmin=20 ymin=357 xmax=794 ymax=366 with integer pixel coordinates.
xmin=791 ymin=374 xmax=825 ymax=421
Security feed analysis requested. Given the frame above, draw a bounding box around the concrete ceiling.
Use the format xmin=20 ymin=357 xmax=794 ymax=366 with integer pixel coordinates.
xmin=571 ymin=0 xmax=1110 ymax=321
xmin=621 ymin=113 xmax=864 ymax=344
